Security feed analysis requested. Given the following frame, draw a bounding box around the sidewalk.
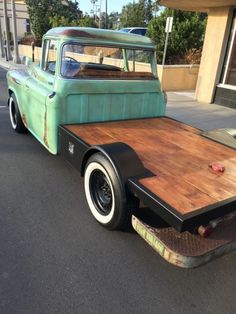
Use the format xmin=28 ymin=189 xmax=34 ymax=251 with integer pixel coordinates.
xmin=166 ymin=91 xmax=236 ymax=131
xmin=0 ymin=57 xmax=26 ymax=70
xmin=0 ymin=58 xmax=235 ymax=131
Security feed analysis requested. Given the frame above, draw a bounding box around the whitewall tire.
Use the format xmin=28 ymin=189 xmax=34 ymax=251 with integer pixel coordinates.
xmin=84 ymin=161 xmax=115 ymax=225
xmin=84 ymin=153 xmax=136 ymax=230
xmin=9 ymin=94 xmax=27 ymax=133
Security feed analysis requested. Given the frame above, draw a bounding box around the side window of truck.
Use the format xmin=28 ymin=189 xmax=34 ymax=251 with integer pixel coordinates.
xmin=41 ymin=39 xmax=58 ymax=75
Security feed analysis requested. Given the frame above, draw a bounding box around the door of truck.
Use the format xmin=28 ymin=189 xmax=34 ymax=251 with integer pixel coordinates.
xmin=23 ymin=39 xmax=57 ymax=146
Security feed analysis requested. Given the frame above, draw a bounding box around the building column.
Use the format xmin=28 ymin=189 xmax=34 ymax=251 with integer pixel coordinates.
xmin=0 ymin=18 xmax=6 ymax=58
xmin=11 ymin=0 xmax=21 ymax=63
xmin=195 ymin=6 xmax=231 ymax=103
xmin=3 ymin=0 xmax=13 ymax=61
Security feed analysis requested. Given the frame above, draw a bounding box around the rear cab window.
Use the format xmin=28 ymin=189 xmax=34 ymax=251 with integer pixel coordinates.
xmin=61 ymin=43 xmax=155 ymax=80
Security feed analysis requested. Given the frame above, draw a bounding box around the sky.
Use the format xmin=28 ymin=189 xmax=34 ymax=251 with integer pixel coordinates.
xmin=78 ymin=0 xmax=133 ymax=14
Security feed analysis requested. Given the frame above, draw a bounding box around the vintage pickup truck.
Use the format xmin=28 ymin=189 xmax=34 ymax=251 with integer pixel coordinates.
xmin=7 ymin=27 xmax=236 ymax=267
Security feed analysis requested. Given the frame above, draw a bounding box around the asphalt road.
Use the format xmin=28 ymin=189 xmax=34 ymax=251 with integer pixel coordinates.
xmin=0 ymin=67 xmax=236 ymax=314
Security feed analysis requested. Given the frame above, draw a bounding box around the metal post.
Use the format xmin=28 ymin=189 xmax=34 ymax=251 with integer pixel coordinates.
xmin=90 ymin=0 xmax=97 ymax=20
xmin=162 ymin=17 xmax=173 ymax=65
xmin=162 ymin=31 xmax=169 ymax=65
xmin=3 ymin=0 xmax=12 ymax=61
xmin=31 ymin=41 xmax=35 ymax=62
xmin=0 ymin=17 xmax=6 ymax=58
xmin=105 ymin=0 xmax=107 ymax=29
xmin=99 ymin=0 xmax=102 ymax=29
xmin=11 ymin=0 xmax=21 ymax=63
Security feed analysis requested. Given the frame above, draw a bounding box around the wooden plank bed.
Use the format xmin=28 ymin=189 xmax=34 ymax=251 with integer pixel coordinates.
xmin=63 ymin=117 xmax=236 ymax=231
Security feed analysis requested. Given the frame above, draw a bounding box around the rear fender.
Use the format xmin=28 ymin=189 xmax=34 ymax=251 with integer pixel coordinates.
xmin=81 ymin=142 xmax=146 ymax=197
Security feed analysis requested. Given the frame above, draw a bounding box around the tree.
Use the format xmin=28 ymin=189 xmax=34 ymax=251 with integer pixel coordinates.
xmin=78 ymin=15 xmax=98 ymax=28
xmin=25 ymin=0 xmax=82 ymax=41
xmin=97 ymin=11 xmax=120 ymax=29
xmin=25 ymin=0 xmax=51 ymax=40
xmin=147 ymin=8 xmax=207 ymax=64
xmin=49 ymin=15 xmax=78 ymax=28
xmin=120 ymin=0 xmax=154 ymax=28
xmin=59 ymin=0 xmax=82 ymax=22
xmin=145 ymin=0 xmax=153 ymax=22
xmin=108 ymin=12 xmax=120 ymax=29
xmin=152 ymin=0 xmax=160 ymax=17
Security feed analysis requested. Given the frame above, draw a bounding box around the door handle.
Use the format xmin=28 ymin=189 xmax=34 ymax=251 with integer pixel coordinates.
xmin=48 ymin=92 xmax=56 ymax=99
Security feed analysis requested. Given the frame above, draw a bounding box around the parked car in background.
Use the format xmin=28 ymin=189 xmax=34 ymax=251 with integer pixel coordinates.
xmin=119 ymin=27 xmax=147 ymax=36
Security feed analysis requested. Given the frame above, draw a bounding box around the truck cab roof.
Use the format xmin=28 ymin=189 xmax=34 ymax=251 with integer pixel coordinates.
xmin=45 ymin=27 xmax=155 ymax=50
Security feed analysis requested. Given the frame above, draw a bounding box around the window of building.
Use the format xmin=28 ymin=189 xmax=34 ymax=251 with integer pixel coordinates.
xmin=25 ymin=19 xmax=31 ymax=34
xmin=221 ymin=10 xmax=236 ymax=87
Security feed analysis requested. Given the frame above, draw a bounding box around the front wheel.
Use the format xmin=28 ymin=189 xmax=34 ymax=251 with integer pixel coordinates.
xmin=84 ymin=153 xmax=137 ymax=230
xmin=9 ymin=93 xmax=27 ymax=133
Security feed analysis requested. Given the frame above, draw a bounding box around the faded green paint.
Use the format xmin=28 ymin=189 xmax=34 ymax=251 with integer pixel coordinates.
xmin=7 ymin=27 xmax=166 ymax=154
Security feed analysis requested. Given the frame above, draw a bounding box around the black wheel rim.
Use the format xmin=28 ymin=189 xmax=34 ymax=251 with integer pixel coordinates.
xmin=90 ymin=169 xmax=113 ymax=215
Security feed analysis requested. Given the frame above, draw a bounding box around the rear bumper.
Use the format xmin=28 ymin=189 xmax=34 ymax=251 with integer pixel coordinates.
xmin=132 ymin=213 xmax=236 ymax=268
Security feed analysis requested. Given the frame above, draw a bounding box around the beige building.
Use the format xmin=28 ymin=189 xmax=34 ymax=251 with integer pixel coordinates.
xmin=161 ymin=0 xmax=236 ymax=109
xmin=0 ymin=0 xmax=30 ymax=40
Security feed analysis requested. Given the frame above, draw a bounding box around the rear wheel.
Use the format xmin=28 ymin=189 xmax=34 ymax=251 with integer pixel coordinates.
xmin=9 ymin=93 xmax=27 ymax=133
xmin=84 ymin=153 xmax=137 ymax=230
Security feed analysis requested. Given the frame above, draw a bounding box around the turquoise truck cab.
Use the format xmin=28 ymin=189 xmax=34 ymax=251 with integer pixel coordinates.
xmin=7 ymin=27 xmax=166 ymax=154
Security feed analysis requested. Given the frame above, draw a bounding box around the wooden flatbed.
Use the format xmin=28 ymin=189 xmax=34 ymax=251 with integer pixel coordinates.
xmin=59 ymin=117 xmax=236 ymax=232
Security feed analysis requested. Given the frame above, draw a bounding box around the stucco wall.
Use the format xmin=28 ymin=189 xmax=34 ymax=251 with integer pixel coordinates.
xmin=19 ymin=44 xmax=41 ymax=60
xmin=157 ymin=65 xmax=199 ymax=91
xmin=195 ymin=6 xmax=231 ymax=103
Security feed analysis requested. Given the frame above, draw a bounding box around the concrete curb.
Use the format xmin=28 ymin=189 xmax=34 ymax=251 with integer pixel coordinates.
xmin=0 ymin=57 xmax=26 ymax=70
